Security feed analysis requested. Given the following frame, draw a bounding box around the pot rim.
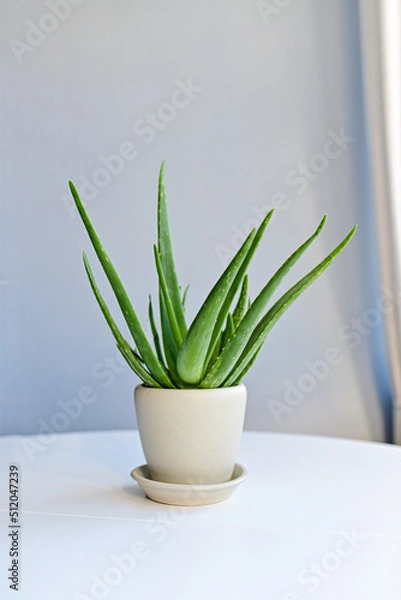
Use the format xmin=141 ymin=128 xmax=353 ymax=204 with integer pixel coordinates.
xmin=134 ymin=383 xmax=246 ymax=394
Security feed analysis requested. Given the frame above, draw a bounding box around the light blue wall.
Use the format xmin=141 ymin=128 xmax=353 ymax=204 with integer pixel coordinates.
xmin=0 ymin=0 xmax=389 ymax=440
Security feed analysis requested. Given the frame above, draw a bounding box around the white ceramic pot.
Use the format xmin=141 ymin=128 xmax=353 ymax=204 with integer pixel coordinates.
xmin=134 ymin=384 xmax=247 ymax=485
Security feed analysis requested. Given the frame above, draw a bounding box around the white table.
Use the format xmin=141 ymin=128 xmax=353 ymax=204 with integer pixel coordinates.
xmin=0 ymin=430 xmax=400 ymax=599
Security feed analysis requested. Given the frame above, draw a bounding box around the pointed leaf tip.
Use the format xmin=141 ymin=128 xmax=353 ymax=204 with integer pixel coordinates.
xmin=317 ymin=215 xmax=327 ymax=233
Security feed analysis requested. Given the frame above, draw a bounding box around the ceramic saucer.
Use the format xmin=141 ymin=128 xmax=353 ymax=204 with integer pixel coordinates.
xmin=130 ymin=463 xmax=247 ymax=506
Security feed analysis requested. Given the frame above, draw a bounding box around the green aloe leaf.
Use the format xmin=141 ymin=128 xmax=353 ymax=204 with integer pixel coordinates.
xmin=116 ymin=343 xmax=158 ymax=387
xmin=159 ymin=291 xmax=182 ymax=387
xmin=224 ymin=225 xmax=357 ymax=386
xmin=83 ymin=253 xmax=162 ymax=388
xmin=232 ymin=275 xmax=249 ymax=329
xmin=201 ymin=216 xmax=328 ymax=387
xmin=71 ymin=162 xmax=357 ymax=390
xmin=154 ymin=245 xmax=183 ymax=349
xmin=205 ymin=210 xmax=274 ymax=368
xmin=230 ymin=344 xmax=261 ymax=386
xmin=221 ymin=313 xmax=235 ymax=350
xmin=157 ymin=161 xmax=187 ymax=338
xmin=69 ymin=181 xmax=173 ymax=388
xmin=148 ymin=295 xmax=166 ymax=368
xmin=132 ymin=348 xmax=145 ymax=363
xmin=182 ymin=285 xmax=190 ymax=311
xmin=176 ymin=229 xmax=257 ymax=385
xmin=205 ymin=330 xmax=223 ymax=373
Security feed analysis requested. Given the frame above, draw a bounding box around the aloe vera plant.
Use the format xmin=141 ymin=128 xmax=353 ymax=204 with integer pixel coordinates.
xmin=69 ymin=162 xmax=356 ymax=389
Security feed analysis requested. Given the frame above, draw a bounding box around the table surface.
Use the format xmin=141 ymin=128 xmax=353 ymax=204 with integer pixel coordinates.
xmin=0 ymin=430 xmax=400 ymax=599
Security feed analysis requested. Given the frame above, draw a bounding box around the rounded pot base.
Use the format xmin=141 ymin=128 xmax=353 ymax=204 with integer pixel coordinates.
xmin=130 ymin=463 xmax=248 ymax=506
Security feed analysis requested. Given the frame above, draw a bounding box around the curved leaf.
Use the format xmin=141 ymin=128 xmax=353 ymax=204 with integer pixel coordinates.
xmin=224 ymin=225 xmax=357 ymax=386
xmin=83 ymin=253 xmax=163 ymax=388
xmin=70 ymin=181 xmax=173 ymax=388
xmin=201 ymin=216 xmax=327 ymax=387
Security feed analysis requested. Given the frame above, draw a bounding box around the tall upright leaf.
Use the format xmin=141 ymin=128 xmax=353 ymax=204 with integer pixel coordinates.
xmin=154 ymin=245 xmax=183 ymax=349
xmin=157 ymin=161 xmax=187 ymax=338
xmin=69 ymin=181 xmax=172 ymax=388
